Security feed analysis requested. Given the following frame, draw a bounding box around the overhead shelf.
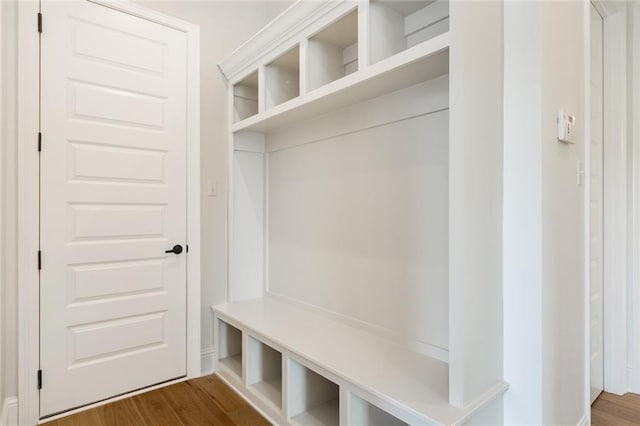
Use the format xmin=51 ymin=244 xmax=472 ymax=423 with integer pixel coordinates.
xmin=231 ymin=32 xmax=449 ymax=133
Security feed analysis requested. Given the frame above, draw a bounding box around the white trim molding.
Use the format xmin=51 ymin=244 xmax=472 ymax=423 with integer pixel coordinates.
xmin=601 ymin=4 xmax=628 ymax=396
xmin=577 ymin=412 xmax=589 ymax=426
xmin=630 ymin=0 xmax=640 ymax=396
xmin=201 ymin=349 xmax=216 ymax=376
xmin=1 ymin=398 xmax=18 ymax=426
xmin=16 ymin=2 xmax=201 ymax=424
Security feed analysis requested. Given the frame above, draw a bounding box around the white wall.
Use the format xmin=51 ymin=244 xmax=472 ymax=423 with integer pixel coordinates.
xmin=504 ymin=1 xmax=587 ymax=424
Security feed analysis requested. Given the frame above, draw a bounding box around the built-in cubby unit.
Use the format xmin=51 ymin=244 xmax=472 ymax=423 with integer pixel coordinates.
xmin=349 ymin=394 xmax=406 ymax=426
xmin=266 ymin=46 xmax=300 ymax=109
xmin=288 ymin=359 xmax=339 ymax=426
xmin=247 ymin=336 xmax=283 ymax=410
xmin=217 ymin=1 xmax=506 ymax=425
xmin=307 ymin=9 xmax=358 ymax=91
xmin=217 ymin=319 xmax=242 ymax=379
xmin=370 ymin=0 xmax=449 ymax=64
xmin=233 ymin=71 xmax=259 ymax=122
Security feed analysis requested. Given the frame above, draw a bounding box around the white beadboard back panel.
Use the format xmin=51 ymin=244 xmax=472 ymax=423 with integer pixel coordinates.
xmin=267 ymin=81 xmax=449 ymax=353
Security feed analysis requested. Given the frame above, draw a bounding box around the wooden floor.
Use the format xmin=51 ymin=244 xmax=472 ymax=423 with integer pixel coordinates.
xmin=42 ymin=380 xmax=640 ymax=426
xmin=43 ymin=375 xmax=270 ymax=426
xmin=592 ymin=392 xmax=640 ymax=425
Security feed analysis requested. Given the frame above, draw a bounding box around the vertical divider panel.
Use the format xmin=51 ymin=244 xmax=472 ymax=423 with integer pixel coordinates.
xmin=232 ymin=132 xmax=266 ymax=302
xmin=263 ymin=152 xmax=270 ymax=295
xmin=357 ymin=1 xmax=370 ymax=68
xmin=448 ymin=0 xmax=503 ymax=408
xmin=299 ymin=39 xmax=309 ymax=95
xmin=242 ymin=330 xmax=249 ymax=386
xmin=339 ymin=387 xmax=349 ymax=426
xmin=258 ymin=65 xmax=266 ymax=113
xmin=282 ymin=354 xmax=290 ymax=417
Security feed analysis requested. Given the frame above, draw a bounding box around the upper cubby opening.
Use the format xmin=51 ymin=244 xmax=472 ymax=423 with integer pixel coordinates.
xmin=233 ymin=71 xmax=259 ymax=122
xmin=307 ymin=9 xmax=358 ymax=92
xmin=265 ymin=46 xmax=300 ymax=109
xmin=370 ymin=0 xmax=449 ymax=63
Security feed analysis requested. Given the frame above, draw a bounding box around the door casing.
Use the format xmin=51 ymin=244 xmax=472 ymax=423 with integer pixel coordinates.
xmin=16 ymin=1 xmax=201 ymax=424
xmin=585 ymin=0 xmax=630 ymax=415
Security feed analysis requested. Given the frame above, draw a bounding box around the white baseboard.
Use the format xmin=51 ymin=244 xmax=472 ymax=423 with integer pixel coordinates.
xmin=1 ymin=397 xmax=18 ymax=426
xmin=201 ymin=349 xmax=215 ymax=375
xmin=577 ymin=413 xmax=589 ymax=426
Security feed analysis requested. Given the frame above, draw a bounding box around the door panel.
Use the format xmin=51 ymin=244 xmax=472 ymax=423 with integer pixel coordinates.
xmin=590 ymin=2 xmax=604 ymax=404
xmin=40 ymin=1 xmax=187 ymax=416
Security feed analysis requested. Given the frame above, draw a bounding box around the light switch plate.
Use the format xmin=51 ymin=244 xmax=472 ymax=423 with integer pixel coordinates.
xmin=207 ymin=179 xmax=217 ymax=197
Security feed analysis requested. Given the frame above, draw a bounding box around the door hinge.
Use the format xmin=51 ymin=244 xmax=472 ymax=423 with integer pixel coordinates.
xmin=38 ymin=132 xmax=42 ymax=152
xmin=37 ymin=370 xmax=42 ymax=390
xmin=38 ymin=250 xmax=41 ymax=270
xmin=37 ymin=13 xmax=42 ymax=33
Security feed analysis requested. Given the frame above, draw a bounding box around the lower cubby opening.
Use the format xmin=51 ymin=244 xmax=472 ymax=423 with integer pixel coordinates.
xmin=350 ymin=394 xmax=407 ymax=426
xmin=217 ymin=319 xmax=243 ymax=379
xmin=247 ymin=336 xmax=283 ymax=410
xmin=287 ymin=359 xmax=339 ymax=426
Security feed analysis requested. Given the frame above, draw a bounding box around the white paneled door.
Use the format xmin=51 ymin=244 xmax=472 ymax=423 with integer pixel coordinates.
xmin=590 ymin=2 xmax=604 ymax=405
xmin=40 ymin=1 xmax=188 ymax=417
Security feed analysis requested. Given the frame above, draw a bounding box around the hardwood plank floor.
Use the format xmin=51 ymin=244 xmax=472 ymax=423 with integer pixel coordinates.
xmin=592 ymin=392 xmax=640 ymax=425
xmin=43 ymin=375 xmax=270 ymax=426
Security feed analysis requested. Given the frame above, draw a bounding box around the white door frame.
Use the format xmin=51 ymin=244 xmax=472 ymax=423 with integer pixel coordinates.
xmin=16 ymin=2 xmax=201 ymax=424
xmin=585 ymin=0 xmax=629 ymax=415
xmin=630 ymin=1 xmax=640 ymax=396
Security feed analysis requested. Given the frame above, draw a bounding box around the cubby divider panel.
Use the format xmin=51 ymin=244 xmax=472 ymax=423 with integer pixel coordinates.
xmin=287 ymin=359 xmax=339 ymax=426
xmin=307 ymin=9 xmax=358 ymax=91
xmin=370 ymin=0 xmax=449 ymax=64
xmin=217 ymin=319 xmax=243 ymax=379
xmin=233 ymin=71 xmax=259 ymax=122
xmin=350 ymin=394 xmax=407 ymax=426
xmin=266 ymin=46 xmax=300 ymax=109
xmin=247 ymin=336 xmax=283 ymax=410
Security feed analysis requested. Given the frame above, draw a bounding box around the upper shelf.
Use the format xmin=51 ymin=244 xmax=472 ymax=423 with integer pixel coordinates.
xmin=231 ymin=32 xmax=449 ymax=133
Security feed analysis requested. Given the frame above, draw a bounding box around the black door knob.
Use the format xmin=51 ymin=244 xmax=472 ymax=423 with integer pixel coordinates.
xmin=165 ymin=244 xmax=183 ymax=255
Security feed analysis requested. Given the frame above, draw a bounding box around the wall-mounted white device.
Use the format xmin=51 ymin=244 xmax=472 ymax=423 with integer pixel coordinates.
xmin=557 ymin=109 xmax=576 ymax=144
